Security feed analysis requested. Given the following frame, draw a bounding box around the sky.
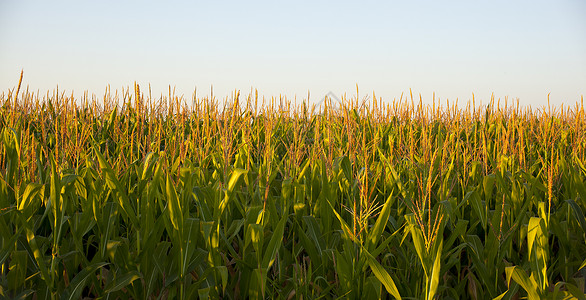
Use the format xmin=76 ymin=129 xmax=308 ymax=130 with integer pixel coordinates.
xmin=1 ymin=0 xmax=585 ymax=108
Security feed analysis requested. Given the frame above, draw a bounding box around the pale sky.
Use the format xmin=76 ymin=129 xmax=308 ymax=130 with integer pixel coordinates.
xmin=1 ymin=0 xmax=585 ymax=107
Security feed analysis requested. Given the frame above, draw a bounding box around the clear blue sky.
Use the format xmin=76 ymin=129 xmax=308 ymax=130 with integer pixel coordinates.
xmin=1 ymin=0 xmax=585 ymax=107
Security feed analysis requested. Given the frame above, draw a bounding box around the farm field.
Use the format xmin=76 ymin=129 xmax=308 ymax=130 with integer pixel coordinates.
xmin=1 ymin=83 xmax=585 ymax=299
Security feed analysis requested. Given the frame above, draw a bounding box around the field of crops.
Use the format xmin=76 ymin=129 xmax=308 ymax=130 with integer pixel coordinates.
xmin=1 ymin=82 xmax=585 ymax=299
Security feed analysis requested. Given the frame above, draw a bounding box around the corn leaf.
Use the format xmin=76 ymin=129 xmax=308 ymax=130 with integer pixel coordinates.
xmin=363 ymin=246 xmax=402 ymax=299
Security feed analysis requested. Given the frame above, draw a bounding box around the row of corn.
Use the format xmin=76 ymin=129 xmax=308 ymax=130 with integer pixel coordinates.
xmin=0 ymin=83 xmax=585 ymax=299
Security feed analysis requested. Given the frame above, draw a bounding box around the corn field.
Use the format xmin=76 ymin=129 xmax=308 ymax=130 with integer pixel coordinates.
xmin=1 ymin=80 xmax=585 ymax=299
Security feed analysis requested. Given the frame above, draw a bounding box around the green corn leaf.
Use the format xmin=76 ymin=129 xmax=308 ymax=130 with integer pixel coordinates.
xmin=527 ymin=217 xmax=548 ymax=290
xmin=505 ymin=266 xmax=541 ymax=300
xmin=334 ymin=250 xmax=353 ymax=295
xmin=3 ymin=127 xmax=21 ymax=163
xmin=566 ymin=198 xmax=586 ymax=235
xmin=426 ymin=240 xmax=443 ymax=300
xmin=8 ymin=250 xmax=27 ymax=291
xmin=219 ymin=168 xmax=247 ymax=218
xmin=99 ymin=202 xmax=118 ymax=259
xmin=366 ymin=192 xmax=394 ymax=252
xmin=296 ymin=159 xmax=311 ymax=182
xmin=365 ymin=275 xmax=383 ymax=300
xmin=261 ymin=210 xmax=287 ymax=271
xmin=527 ymin=217 xmax=540 ymax=259
xmin=198 ymin=287 xmax=211 ymax=299
xmin=466 ymin=190 xmax=487 ymax=230
xmin=363 ymin=246 xmax=401 ymax=299
xmin=94 ymin=145 xmax=139 ymax=227
xmin=564 ymin=282 xmax=586 ymax=300
xmin=249 ymin=268 xmax=263 ymax=299
xmin=17 ymin=183 xmax=42 ymax=211
xmin=327 ymin=199 xmax=358 ymax=244
xmin=227 ymin=168 xmax=247 ymax=194
xmin=0 ymin=227 xmax=23 ymax=266
xmin=406 ymin=215 xmax=428 ymax=276
xmin=105 ymin=105 xmax=118 ymax=137
xmin=249 ymin=223 xmax=263 ymax=255
xmin=182 ymin=218 xmax=200 ymax=272
xmin=25 ymin=228 xmax=51 ymax=289
xmin=302 ymin=215 xmax=325 ymax=256
xmin=10 ymin=290 xmax=34 ymax=300
xmin=104 ymin=270 xmax=142 ymax=293
xmin=492 ymin=290 xmax=507 ymax=300
xmin=339 ymin=156 xmax=352 ymax=181
xmin=295 ymin=224 xmax=322 ymax=267
xmin=483 ymin=174 xmax=495 ymax=201
xmin=61 ymin=262 xmax=108 ymax=300
xmin=166 ymin=174 xmax=182 ymax=232
xmin=372 ymin=225 xmax=404 ymax=258
xmin=217 ymin=266 xmax=228 ymax=293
